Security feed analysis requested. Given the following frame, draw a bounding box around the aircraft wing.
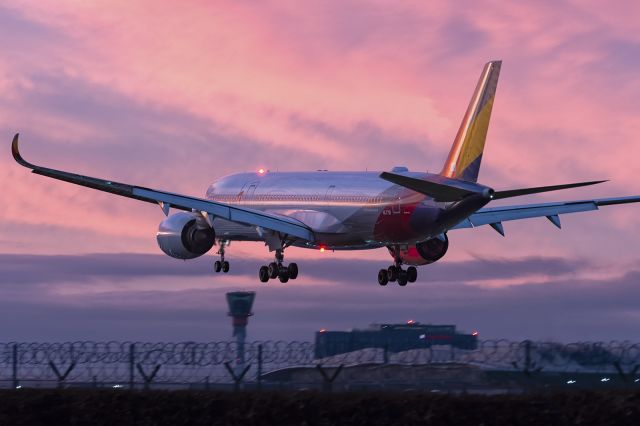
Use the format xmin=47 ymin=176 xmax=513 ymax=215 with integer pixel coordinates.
xmin=11 ymin=134 xmax=315 ymax=242
xmin=451 ymin=197 xmax=640 ymax=233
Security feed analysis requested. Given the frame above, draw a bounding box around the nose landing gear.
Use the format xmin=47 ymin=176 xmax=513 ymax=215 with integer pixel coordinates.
xmin=259 ymin=249 xmax=298 ymax=283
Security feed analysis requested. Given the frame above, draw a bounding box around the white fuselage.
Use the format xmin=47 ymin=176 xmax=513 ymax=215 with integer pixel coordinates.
xmin=205 ymin=171 xmax=444 ymax=249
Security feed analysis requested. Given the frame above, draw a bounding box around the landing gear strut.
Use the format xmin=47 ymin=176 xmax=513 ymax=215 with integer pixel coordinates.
xmin=259 ymin=249 xmax=298 ymax=283
xmin=214 ymin=241 xmax=230 ymax=273
xmin=378 ymin=249 xmax=417 ymax=286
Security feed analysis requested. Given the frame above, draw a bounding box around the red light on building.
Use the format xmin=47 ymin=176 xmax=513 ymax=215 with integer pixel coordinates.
xmin=407 ymin=320 xmax=414 ymax=325
xmin=319 ymin=329 xmax=326 ymax=333
xmin=472 ymin=331 xmax=479 ymax=336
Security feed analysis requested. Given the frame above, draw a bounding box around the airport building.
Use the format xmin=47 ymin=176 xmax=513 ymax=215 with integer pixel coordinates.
xmin=314 ymin=321 xmax=478 ymax=358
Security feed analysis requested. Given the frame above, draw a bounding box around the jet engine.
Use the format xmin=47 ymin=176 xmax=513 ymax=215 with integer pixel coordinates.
xmin=156 ymin=212 xmax=215 ymax=260
xmin=387 ymin=234 xmax=449 ymax=266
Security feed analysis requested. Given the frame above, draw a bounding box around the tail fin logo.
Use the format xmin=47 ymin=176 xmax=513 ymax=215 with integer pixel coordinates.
xmin=441 ymin=61 xmax=501 ymax=182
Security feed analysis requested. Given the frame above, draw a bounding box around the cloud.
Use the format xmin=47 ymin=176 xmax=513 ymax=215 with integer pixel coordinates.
xmin=0 ymin=252 xmax=588 ymax=286
xmin=1 ymin=1 xmax=640 ymax=341
xmin=0 ymin=252 xmax=638 ymax=342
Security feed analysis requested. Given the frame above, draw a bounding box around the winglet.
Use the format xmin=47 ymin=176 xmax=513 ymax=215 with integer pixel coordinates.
xmin=11 ymin=133 xmax=35 ymax=169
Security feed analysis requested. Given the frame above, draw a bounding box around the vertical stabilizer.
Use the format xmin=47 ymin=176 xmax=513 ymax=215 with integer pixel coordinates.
xmin=440 ymin=60 xmax=501 ymax=182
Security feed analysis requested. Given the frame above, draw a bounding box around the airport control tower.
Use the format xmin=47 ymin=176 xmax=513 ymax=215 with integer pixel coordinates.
xmin=226 ymin=291 xmax=256 ymax=373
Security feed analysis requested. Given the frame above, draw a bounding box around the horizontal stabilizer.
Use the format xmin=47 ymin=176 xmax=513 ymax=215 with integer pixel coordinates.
xmin=493 ymin=180 xmax=606 ymax=200
xmin=379 ymin=172 xmax=476 ymax=202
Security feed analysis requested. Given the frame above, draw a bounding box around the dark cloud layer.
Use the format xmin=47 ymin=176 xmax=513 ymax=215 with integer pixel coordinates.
xmin=0 ymin=252 xmax=586 ymax=286
xmin=0 ymin=253 xmax=638 ymax=343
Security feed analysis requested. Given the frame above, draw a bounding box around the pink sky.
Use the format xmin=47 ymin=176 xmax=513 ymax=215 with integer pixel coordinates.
xmin=1 ymin=1 xmax=639 ymax=341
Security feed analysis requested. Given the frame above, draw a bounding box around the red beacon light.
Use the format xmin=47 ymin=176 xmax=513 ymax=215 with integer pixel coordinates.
xmin=319 ymin=329 xmax=326 ymax=333
xmin=472 ymin=331 xmax=479 ymax=336
xmin=407 ymin=319 xmax=415 ymax=325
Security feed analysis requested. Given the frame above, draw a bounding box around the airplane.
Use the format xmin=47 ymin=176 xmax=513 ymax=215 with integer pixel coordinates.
xmin=11 ymin=60 xmax=640 ymax=286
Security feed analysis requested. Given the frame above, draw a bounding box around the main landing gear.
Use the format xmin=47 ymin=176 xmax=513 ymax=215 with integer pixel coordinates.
xmin=213 ymin=241 xmax=230 ymax=273
xmin=259 ymin=249 xmax=298 ymax=283
xmin=377 ymin=257 xmax=417 ymax=287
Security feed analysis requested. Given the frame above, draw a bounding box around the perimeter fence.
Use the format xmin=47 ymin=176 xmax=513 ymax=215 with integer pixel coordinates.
xmin=1 ymin=340 xmax=639 ymax=390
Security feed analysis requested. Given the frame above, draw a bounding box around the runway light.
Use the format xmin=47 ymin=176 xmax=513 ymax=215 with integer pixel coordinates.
xmin=601 ymin=377 xmax=610 ymax=382
xmin=319 ymin=245 xmax=326 ymax=252
xmin=566 ymin=380 xmax=576 ymax=384
xmin=635 ymin=378 xmax=639 ymax=383
xmin=258 ymin=168 xmax=266 ymax=175
xmin=15 ymin=385 xmax=22 ymax=389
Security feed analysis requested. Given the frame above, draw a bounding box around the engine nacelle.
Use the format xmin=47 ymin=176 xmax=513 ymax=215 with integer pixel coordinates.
xmin=157 ymin=212 xmax=215 ymax=260
xmin=387 ymin=234 xmax=449 ymax=266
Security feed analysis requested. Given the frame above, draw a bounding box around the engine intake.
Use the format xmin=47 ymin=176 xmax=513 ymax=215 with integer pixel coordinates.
xmin=157 ymin=212 xmax=215 ymax=260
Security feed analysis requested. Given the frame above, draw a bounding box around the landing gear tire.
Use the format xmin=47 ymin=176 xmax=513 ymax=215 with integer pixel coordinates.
xmin=387 ymin=265 xmax=398 ymax=282
xmin=407 ymin=266 xmax=417 ymax=283
xmin=278 ymin=269 xmax=290 ymax=283
xmin=259 ymin=266 xmax=270 ymax=283
xmin=288 ymin=263 xmax=298 ymax=280
xmin=260 ymin=248 xmax=298 ymax=283
xmin=397 ymin=270 xmax=408 ymax=286
xmin=215 ymin=241 xmax=230 ymax=274
xmin=378 ymin=269 xmax=389 ymax=286
xmin=268 ymin=262 xmax=279 ymax=279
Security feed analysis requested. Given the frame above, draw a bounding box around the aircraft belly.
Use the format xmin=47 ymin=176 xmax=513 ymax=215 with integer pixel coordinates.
xmin=211 ymin=206 xmax=381 ymax=248
xmin=269 ymin=205 xmax=382 ymax=248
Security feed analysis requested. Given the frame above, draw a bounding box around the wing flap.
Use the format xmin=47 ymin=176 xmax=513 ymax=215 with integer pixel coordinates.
xmin=467 ymin=201 xmax=598 ymax=227
xmin=12 ymin=134 xmax=315 ymax=242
